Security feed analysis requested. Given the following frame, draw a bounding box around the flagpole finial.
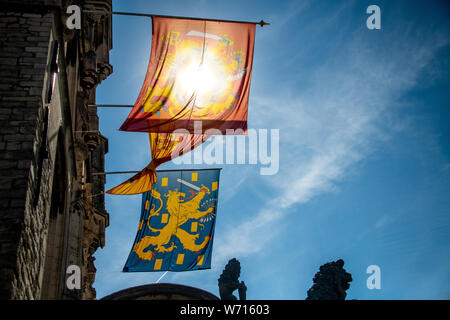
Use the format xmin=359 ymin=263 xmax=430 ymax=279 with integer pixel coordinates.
xmin=259 ymin=20 xmax=270 ymax=27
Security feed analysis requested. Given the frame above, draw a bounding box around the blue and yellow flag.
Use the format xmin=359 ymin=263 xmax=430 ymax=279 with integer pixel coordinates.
xmin=123 ymin=169 xmax=220 ymax=272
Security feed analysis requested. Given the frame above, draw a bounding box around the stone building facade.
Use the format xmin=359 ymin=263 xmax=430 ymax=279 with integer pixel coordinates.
xmin=0 ymin=0 xmax=113 ymax=299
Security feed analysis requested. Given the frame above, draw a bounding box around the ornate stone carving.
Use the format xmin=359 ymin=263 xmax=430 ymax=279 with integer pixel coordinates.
xmin=97 ymin=62 xmax=113 ymax=82
xmin=80 ymin=183 xmax=109 ymax=299
xmin=80 ymin=50 xmax=99 ymax=90
xmin=306 ymin=259 xmax=352 ymax=300
xmin=218 ymin=258 xmax=247 ymax=300
xmin=80 ymin=0 xmax=113 ymax=92
xmin=83 ymin=132 xmax=100 ymax=151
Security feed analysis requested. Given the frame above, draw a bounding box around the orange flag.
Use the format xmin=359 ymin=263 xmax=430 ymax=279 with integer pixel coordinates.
xmin=106 ymin=132 xmax=207 ymax=195
xmin=119 ymin=16 xmax=256 ymax=134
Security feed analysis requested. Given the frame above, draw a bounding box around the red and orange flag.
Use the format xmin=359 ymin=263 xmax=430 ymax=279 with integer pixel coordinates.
xmin=119 ymin=16 xmax=256 ymax=134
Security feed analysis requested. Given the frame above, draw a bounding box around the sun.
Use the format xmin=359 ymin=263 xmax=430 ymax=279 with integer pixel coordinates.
xmin=174 ymin=51 xmax=228 ymax=108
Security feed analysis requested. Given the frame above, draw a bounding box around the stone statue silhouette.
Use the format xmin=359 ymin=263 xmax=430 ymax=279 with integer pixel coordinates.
xmin=306 ymin=259 xmax=352 ymax=300
xmin=218 ymin=258 xmax=247 ymax=300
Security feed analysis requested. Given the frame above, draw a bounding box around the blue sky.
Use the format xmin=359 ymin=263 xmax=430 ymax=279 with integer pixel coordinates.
xmin=93 ymin=0 xmax=450 ymax=299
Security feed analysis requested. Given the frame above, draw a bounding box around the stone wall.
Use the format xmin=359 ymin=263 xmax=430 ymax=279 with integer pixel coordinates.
xmin=0 ymin=0 xmax=112 ymax=299
xmin=0 ymin=5 xmax=55 ymax=300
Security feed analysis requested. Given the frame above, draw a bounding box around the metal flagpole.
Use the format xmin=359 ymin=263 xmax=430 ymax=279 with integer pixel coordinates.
xmin=83 ymin=10 xmax=270 ymax=27
xmin=87 ymin=104 xmax=133 ymax=108
xmin=155 ymin=271 xmax=169 ymax=284
xmin=92 ymin=168 xmax=223 ymax=175
xmin=92 ymin=171 xmax=140 ymax=175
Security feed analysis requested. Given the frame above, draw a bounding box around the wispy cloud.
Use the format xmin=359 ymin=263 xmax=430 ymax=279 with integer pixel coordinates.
xmin=211 ymin=10 xmax=449 ymax=270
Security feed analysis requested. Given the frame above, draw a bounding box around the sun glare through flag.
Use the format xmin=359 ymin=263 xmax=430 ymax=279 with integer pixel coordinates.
xmin=119 ymin=17 xmax=256 ymax=134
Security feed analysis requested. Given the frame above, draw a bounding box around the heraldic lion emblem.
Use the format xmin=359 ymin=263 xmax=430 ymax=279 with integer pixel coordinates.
xmin=133 ymin=184 xmax=215 ymax=261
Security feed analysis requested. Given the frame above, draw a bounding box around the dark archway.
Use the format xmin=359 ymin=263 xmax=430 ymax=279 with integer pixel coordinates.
xmin=101 ymin=283 xmax=219 ymax=300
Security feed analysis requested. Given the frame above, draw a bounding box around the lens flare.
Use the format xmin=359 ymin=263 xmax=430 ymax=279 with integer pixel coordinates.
xmin=175 ymin=54 xmax=227 ymax=108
